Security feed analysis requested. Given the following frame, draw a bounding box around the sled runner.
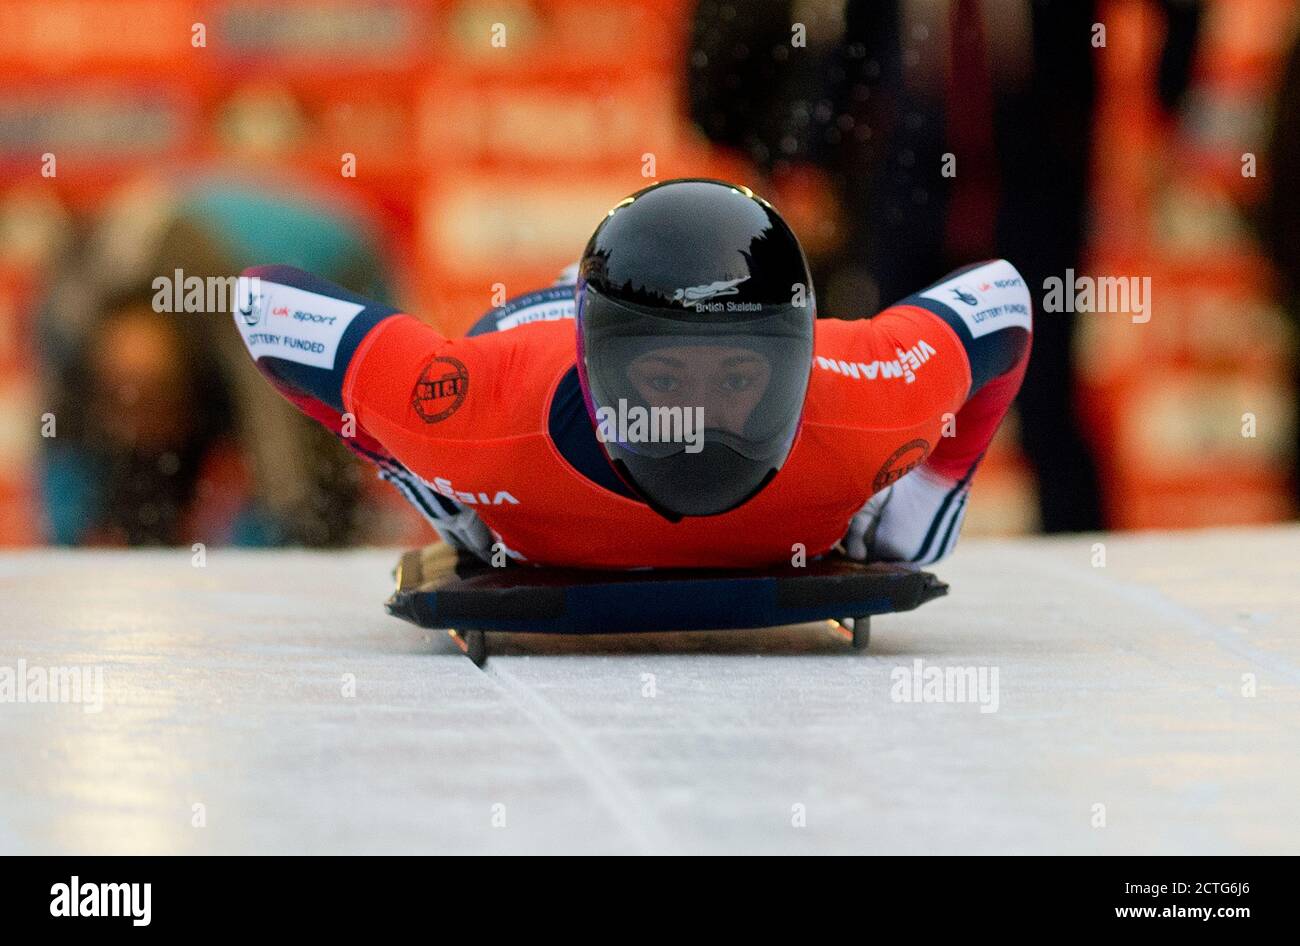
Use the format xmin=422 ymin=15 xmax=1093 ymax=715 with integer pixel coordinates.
xmin=386 ymin=543 xmax=948 ymax=666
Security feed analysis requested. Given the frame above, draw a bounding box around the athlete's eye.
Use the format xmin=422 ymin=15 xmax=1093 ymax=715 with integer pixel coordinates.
xmin=719 ymin=373 xmax=755 ymax=392
xmin=649 ymin=375 xmax=681 ymax=393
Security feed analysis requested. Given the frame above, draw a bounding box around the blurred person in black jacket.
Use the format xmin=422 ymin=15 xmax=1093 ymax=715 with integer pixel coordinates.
xmin=688 ymin=0 xmax=1203 ymax=532
xmin=1261 ymin=23 xmax=1300 ymax=512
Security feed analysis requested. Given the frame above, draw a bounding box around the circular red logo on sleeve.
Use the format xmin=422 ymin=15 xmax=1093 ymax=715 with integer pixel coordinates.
xmin=412 ymin=356 xmax=468 ymax=423
xmin=872 ymin=438 xmax=930 ymax=492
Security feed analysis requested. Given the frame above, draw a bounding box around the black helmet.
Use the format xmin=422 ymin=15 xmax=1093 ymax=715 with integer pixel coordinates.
xmin=576 ymin=178 xmax=815 ymax=521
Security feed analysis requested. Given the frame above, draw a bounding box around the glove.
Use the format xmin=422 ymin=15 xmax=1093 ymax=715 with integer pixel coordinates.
xmin=843 ymin=463 xmax=972 ymax=565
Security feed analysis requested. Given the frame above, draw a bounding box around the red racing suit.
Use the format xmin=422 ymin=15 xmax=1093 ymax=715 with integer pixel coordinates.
xmin=233 ymin=259 xmax=1031 ymax=569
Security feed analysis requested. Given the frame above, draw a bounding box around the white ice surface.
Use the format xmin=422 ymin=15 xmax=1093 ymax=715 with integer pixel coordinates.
xmin=1 ymin=527 xmax=1298 ymax=855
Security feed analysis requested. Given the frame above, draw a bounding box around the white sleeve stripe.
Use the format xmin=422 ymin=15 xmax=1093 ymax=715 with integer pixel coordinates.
xmin=930 ymin=492 xmax=970 ymax=564
xmin=909 ymin=479 xmax=969 ymax=564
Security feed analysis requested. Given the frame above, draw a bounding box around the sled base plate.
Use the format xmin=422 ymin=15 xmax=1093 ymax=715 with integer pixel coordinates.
xmin=386 ymin=544 xmax=946 ymax=665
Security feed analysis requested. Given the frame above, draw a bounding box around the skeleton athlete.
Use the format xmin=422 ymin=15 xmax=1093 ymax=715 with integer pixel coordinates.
xmin=233 ymin=179 xmax=1031 ymax=569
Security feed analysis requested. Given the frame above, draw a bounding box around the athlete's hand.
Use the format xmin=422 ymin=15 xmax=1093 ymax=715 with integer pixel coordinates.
xmin=842 ymin=464 xmax=971 ymax=566
xmin=843 ymin=484 xmax=896 ymax=563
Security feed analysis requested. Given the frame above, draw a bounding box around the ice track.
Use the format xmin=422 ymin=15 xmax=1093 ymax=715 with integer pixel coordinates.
xmin=1 ymin=526 xmax=1298 ymax=854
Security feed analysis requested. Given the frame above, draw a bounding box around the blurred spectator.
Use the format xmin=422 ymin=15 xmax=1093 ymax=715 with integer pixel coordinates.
xmin=688 ymin=0 xmax=1203 ymax=533
xmin=37 ymin=173 xmax=394 ymax=546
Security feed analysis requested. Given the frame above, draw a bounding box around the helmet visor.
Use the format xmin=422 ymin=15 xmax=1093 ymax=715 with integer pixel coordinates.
xmin=581 ymin=293 xmax=813 ymax=463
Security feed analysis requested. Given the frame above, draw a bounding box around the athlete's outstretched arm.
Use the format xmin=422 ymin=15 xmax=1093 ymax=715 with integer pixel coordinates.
xmin=231 ymin=264 xmax=494 ymax=552
xmin=844 ymin=258 xmax=1033 ymax=564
